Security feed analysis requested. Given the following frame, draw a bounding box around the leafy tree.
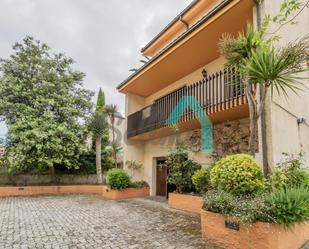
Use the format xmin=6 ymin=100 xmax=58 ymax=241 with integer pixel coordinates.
xmin=88 ymin=111 xmax=108 ymax=184
xmin=0 ymin=36 xmax=93 ymax=174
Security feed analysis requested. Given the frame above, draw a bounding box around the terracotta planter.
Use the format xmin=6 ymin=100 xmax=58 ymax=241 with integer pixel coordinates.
xmin=168 ymin=192 xmax=203 ymax=213
xmin=0 ymin=185 xmax=103 ymax=197
xmin=102 ymin=186 xmax=150 ymax=200
xmin=201 ymin=210 xmax=309 ymax=249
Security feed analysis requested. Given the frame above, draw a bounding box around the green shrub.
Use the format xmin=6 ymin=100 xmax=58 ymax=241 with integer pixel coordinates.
xmin=164 ymin=147 xmax=201 ymax=193
xmin=278 ymin=152 xmax=309 ymax=188
xmin=287 ymin=169 xmax=309 ymax=188
xmin=264 ymin=187 xmax=309 ymax=227
xmin=192 ymin=166 xmax=213 ymax=193
xmin=106 ymin=168 xmax=131 ymax=189
xmin=265 ymin=169 xmax=288 ymax=192
xmin=203 ymin=189 xmax=272 ymax=224
xmin=203 ymin=189 xmax=236 ymax=215
xmin=130 ymin=180 xmax=149 ymax=188
xmin=266 ymin=169 xmax=309 ymax=191
xmin=53 ymin=149 xmax=114 ymax=175
xmin=265 ymin=153 xmax=309 ymax=191
xmin=210 ymin=154 xmax=264 ymax=195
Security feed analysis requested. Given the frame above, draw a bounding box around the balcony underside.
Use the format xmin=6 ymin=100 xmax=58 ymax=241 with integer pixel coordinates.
xmin=128 ymin=99 xmax=249 ymax=141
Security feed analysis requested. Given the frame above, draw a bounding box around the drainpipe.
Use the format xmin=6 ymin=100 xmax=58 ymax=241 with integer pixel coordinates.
xmin=179 ymin=15 xmax=189 ymax=30
xmin=255 ymin=0 xmax=270 ymax=175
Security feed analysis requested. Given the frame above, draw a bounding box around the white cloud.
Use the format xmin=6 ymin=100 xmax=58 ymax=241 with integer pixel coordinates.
xmin=0 ymin=0 xmax=192 ymax=134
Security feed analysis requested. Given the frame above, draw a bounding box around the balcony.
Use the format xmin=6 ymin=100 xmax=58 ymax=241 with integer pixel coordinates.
xmin=127 ymin=68 xmax=249 ymax=140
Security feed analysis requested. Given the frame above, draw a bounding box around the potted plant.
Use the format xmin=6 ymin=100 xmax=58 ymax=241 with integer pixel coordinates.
xmin=200 ymin=154 xmax=309 ymax=249
xmin=164 ymin=147 xmax=203 ymax=213
xmin=103 ymin=168 xmax=149 ymax=200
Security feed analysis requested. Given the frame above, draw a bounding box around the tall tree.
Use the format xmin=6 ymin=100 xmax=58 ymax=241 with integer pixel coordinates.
xmin=94 ymin=88 xmax=109 ymax=148
xmin=0 ymin=36 xmax=93 ymax=173
xmin=96 ymin=88 xmax=105 ymax=111
xmin=104 ymin=104 xmax=119 ymax=167
xmin=88 ymin=111 xmax=108 ymax=184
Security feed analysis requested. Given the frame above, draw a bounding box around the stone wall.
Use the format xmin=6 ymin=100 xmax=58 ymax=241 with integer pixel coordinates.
xmin=0 ymin=174 xmax=105 ymax=186
xmin=213 ymin=118 xmax=251 ymax=158
xmin=182 ymin=118 xmax=251 ymax=159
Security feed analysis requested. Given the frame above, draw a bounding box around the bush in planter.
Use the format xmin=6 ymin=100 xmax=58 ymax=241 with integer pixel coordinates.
xmin=202 ymin=189 xmax=236 ymax=215
xmin=210 ymin=154 xmax=264 ymax=195
xmin=130 ymin=180 xmax=149 ymax=188
xmin=287 ymin=169 xmax=309 ymax=188
xmin=264 ymin=169 xmax=288 ymax=192
xmin=280 ymin=152 xmax=309 ymax=188
xmin=164 ymin=147 xmax=201 ymax=193
xmin=192 ymin=166 xmax=213 ymax=193
xmin=265 ymin=153 xmax=309 ymax=191
xmin=203 ymin=189 xmax=272 ymax=224
xmin=106 ymin=168 xmax=131 ymax=189
xmin=263 ymin=186 xmax=309 ymax=227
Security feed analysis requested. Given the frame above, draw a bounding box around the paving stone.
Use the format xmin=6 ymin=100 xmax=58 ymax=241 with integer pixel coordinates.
xmin=0 ymin=195 xmax=217 ymax=249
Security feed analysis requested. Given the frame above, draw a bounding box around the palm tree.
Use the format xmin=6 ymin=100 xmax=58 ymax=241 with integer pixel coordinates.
xmin=219 ymin=23 xmax=308 ymax=174
xmin=104 ymin=104 xmax=118 ymax=167
xmin=89 ymin=111 xmax=108 ymax=184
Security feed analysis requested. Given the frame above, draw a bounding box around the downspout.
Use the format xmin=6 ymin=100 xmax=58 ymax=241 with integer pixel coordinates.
xmin=179 ymin=15 xmax=189 ymax=30
xmin=255 ymin=0 xmax=270 ymax=175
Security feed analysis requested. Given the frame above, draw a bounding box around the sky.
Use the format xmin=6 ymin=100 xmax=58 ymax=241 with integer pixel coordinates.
xmin=0 ymin=0 xmax=192 ymax=137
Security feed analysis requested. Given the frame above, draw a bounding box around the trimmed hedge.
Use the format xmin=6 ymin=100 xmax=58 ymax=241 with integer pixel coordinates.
xmin=210 ymin=154 xmax=264 ymax=195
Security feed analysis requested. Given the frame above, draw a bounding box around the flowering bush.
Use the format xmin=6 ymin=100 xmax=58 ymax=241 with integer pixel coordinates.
xmin=203 ymin=189 xmax=272 ymax=224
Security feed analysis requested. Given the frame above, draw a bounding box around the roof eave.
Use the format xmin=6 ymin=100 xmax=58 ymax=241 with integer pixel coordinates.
xmin=116 ymin=0 xmax=231 ymax=91
xmin=140 ymin=0 xmax=200 ymax=53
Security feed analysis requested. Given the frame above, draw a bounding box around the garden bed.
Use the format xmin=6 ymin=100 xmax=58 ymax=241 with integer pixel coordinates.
xmin=0 ymin=185 xmax=103 ymax=196
xmin=101 ymin=186 xmax=150 ymax=200
xmin=201 ymin=210 xmax=309 ymax=249
xmin=168 ymin=192 xmax=203 ymax=213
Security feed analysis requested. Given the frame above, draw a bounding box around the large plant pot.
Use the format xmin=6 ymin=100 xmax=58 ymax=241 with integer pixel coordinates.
xmin=201 ymin=210 xmax=309 ymax=249
xmin=0 ymin=185 xmax=103 ymax=196
xmin=168 ymin=192 xmax=203 ymax=213
xmin=102 ymin=186 xmax=150 ymax=200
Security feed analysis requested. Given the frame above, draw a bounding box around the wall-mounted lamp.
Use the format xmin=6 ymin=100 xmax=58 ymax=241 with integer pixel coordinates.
xmin=297 ymin=118 xmax=306 ymax=124
xmin=202 ymin=69 xmax=208 ymax=78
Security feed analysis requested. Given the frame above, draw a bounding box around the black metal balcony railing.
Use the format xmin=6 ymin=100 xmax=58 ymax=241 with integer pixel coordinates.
xmin=127 ymin=68 xmax=246 ymax=138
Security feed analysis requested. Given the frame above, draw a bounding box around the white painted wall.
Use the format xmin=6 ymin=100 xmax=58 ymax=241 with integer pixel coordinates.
xmin=261 ymin=0 xmax=309 ymax=167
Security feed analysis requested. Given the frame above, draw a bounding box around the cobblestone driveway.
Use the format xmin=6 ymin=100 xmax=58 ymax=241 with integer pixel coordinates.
xmin=0 ymin=195 xmax=216 ymax=249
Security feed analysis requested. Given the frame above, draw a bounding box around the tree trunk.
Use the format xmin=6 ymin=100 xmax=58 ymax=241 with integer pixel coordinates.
xmin=113 ymin=147 xmax=117 ymax=168
xmin=246 ymin=86 xmax=257 ymax=157
xmin=249 ymin=115 xmax=257 ymax=156
xmin=111 ymin=119 xmax=117 ymax=168
xmin=96 ymin=135 xmax=103 ymax=184
xmin=50 ymin=166 xmax=57 ymax=184
xmin=111 ymin=118 xmax=115 ymax=145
